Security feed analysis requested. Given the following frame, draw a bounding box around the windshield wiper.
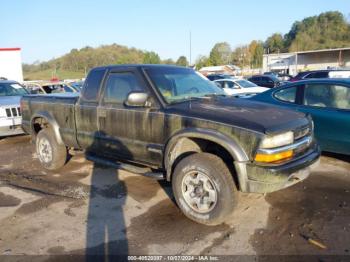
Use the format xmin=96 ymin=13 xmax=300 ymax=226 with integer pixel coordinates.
xmin=168 ymin=93 xmax=227 ymax=105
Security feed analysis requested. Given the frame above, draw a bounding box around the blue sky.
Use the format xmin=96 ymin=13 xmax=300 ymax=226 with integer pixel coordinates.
xmin=1 ymin=0 xmax=349 ymax=63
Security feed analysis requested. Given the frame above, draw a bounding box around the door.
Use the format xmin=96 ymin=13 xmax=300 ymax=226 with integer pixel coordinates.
xmin=261 ymin=77 xmax=274 ymax=88
xmin=75 ymin=68 xmax=106 ymax=151
xmin=97 ymin=69 xmax=164 ymax=165
xmin=250 ymin=77 xmax=261 ymax=86
xmin=298 ymin=83 xmax=350 ymax=154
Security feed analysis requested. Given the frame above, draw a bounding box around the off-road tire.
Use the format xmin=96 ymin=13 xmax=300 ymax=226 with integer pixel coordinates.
xmin=36 ymin=128 xmax=67 ymax=171
xmin=172 ymin=153 xmax=238 ymax=225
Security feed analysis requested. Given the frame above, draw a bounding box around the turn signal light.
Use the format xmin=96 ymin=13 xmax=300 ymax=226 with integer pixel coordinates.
xmin=255 ymin=150 xmax=293 ymax=163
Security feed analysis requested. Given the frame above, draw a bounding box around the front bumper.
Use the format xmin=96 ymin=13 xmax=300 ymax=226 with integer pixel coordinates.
xmin=236 ymin=144 xmax=320 ymax=193
xmin=0 ymin=118 xmax=25 ymax=137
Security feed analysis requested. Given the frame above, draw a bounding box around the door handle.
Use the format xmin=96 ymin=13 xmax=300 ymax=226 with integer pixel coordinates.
xmin=98 ymin=107 xmax=107 ymax=118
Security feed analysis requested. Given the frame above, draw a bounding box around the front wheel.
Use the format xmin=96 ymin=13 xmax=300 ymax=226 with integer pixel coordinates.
xmin=36 ymin=128 xmax=67 ymax=171
xmin=172 ymin=153 xmax=238 ymax=225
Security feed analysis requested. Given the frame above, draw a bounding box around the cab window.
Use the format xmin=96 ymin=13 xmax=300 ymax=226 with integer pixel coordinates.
xmin=304 ymin=84 xmax=350 ymax=109
xmin=81 ymin=69 xmax=106 ymax=101
xmin=103 ymin=72 xmax=143 ymax=104
xmin=274 ymin=86 xmax=297 ymax=103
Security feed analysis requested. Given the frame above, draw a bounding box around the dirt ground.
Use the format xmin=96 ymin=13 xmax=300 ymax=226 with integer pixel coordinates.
xmin=0 ymin=135 xmax=349 ymax=261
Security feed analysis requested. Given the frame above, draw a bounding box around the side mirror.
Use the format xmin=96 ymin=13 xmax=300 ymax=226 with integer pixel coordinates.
xmin=125 ymin=91 xmax=150 ymax=107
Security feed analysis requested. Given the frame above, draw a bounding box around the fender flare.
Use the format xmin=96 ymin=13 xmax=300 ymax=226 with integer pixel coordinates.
xmin=164 ymin=128 xmax=249 ymax=182
xmin=30 ymin=111 xmax=64 ymax=145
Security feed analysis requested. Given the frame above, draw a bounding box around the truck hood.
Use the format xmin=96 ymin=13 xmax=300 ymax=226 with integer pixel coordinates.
xmin=0 ymin=96 xmax=21 ymax=107
xmin=168 ymin=97 xmax=309 ymax=134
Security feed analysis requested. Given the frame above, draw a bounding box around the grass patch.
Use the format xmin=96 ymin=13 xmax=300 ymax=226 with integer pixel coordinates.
xmin=24 ymin=69 xmax=86 ymax=81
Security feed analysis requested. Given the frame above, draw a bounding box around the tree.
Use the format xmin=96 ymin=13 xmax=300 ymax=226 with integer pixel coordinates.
xmin=209 ymin=42 xmax=232 ymax=65
xmin=248 ymin=40 xmax=264 ymax=68
xmin=265 ymin=33 xmax=285 ymax=53
xmin=176 ymin=56 xmax=188 ymax=66
xmin=286 ymin=11 xmax=350 ymax=52
xmin=143 ymin=51 xmax=161 ymax=64
xmin=231 ymin=46 xmax=250 ymax=68
xmin=162 ymin=58 xmax=175 ymax=65
xmin=195 ymin=55 xmax=211 ymax=69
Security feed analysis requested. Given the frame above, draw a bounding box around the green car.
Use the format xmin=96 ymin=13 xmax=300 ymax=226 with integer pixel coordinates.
xmin=251 ymin=79 xmax=350 ymax=155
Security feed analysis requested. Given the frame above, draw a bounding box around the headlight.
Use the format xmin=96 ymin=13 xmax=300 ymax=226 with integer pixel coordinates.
xmin=255 ymin=131 xmax=295 ymax=163
xmin=255 ymin=150 xmax=293 ymax=163
xmin=310 ymin=120 xmax=314 ymax=132
xmin=260 ymin=131 xmax=294 ymax=149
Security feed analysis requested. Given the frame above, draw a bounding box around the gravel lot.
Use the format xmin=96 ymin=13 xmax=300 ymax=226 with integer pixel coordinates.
xmin=0 ymin=135 xmax=349 ymax=260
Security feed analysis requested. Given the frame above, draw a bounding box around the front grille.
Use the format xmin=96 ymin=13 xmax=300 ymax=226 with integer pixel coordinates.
xmin=4 ymin=107 xmax=21 ymax=118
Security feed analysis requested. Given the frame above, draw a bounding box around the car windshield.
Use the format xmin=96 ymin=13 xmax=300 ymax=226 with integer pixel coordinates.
xmin=146 ymin=67 xmax=226 ymax=104
xmin=236 ymin=80 xmax=258 ymax=88
xmin=0 ymin=83 xmax=28 ymax=96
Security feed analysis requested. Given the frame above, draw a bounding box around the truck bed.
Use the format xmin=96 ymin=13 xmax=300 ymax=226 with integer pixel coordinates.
xmin=21 ymin=93 xmax=80 ymax=148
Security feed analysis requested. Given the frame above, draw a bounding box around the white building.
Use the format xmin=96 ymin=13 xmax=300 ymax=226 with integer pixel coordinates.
xmin=263 ymin=47 xmax=350 ymax=76
xmin=0 ymin=48 xmax=23 ymax=82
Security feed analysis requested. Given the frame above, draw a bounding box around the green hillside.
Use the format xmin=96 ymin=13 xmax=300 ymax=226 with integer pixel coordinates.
xmin=24 ymin=69 xmax=86 ymax=81
xmin=23 ymin=43 xmax=178 ymax=81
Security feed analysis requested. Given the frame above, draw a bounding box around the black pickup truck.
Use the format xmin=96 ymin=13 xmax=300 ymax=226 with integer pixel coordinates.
xmin=21 ymin=65 xmax=320 ymax=225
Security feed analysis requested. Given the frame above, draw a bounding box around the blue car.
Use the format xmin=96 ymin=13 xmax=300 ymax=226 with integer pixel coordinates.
xmin=250 ymin=79 xmax=350 ymax=155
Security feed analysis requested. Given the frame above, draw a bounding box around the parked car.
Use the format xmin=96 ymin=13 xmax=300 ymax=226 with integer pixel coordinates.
xmin=290 ymin=70 xmax=350 ymax=82
xmin=250 ymin=79 xmax=350 ymax=155
xmin=264 ymin=72 xmax=292 ymax=82
xmin=0 ymin=80 xmax=28 ymax=137
xmin=278 ymin=73 xmax=293 ymax=82
xmin=263 ymin=72 xmax=278 ymax=77
xmin=24 ymin=82 xmax=78 ymax=94
xmin=21 ymin=65 xmax=320 ymax=225
xmin=214 ymin=79 xmax=268 ymax=96
xmin=248 ymin=75 xmax=281 ymax=88
xmin=206 ymin=74 xmax=236 ymax=81
xmin=69 ymin=81 xmax=84 ymax=92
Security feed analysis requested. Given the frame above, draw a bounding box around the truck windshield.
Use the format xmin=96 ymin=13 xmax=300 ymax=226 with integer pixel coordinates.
xmin=0 ymin=83 xmax=28 ymax=96
xmin=145 ymin=67 xmax=225 ymax=104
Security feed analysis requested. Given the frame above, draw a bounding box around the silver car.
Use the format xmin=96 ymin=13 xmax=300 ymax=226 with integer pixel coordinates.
xmin=0 ymin=80 xmax=28 ymax=137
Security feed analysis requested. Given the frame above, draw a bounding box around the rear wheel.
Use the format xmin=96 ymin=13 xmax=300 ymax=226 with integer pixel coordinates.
xmin=172 ymin=153 xmax=238 ymax=225
xmin=36 ymin=128 xmax=67 ymax=171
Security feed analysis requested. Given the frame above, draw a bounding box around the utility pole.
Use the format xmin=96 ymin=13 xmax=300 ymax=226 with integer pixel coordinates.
xmin=189 ymin=31 xmax=192 ymax=66
xmin=339 ymin=50 xmax=343 ymax=67
xmin=266 ymin=48 xmax=270 ymax=72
